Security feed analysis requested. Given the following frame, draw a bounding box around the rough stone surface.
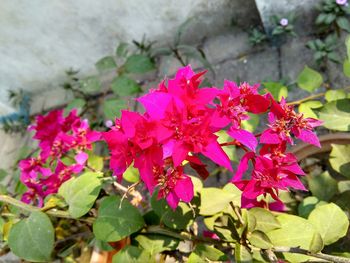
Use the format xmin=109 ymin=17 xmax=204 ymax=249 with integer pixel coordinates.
xmin=0 ymin=130 xmax=31 ymax=170
xmin=203 ymin=29 xmax=251 ymax=65
xmin=213 ymin=47 xmax=279 ymax=86
xmin=0 ymin=0 xmax=260 ymax=115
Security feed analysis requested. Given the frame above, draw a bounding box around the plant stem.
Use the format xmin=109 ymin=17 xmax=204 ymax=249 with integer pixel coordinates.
xmin=273 ymin=247 xmax=350 ymax=263
xmin=230 ymin=201 xmax=245 ymax=225
xmin=145 ymin=225 xmax=225 ymax=245
xmin=287 ymin=93 xmax=325 ymax=106
xmin=0 ymin=195 xmax=94 ymax=223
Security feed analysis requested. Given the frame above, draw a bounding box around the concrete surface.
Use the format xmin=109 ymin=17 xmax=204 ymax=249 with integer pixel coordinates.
xmin=0 ymin=0 xmax=260 ymax=115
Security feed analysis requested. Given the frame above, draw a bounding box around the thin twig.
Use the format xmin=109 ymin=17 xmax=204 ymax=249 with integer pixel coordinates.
xmin=0 ymin=195 xmax=94 ymax=223
xmin=273 ymin=246 xmax=350 ymax=263
xmin=229 ymin=201 xmax=244 ymax=225
xmin=287 ymin=93 xmax=325 ymax=106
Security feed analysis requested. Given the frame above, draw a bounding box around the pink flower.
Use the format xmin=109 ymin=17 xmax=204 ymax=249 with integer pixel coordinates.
xmin=20 ymin=109 xmax=100 ymax=206
xmin=279 ymin=18 xmax=289 ymax=27
xmin=260 ymin=98 xmax=322 ymax=147
xmin=155 ymin=164 xmax=194 ymax=210
xmin=336 ymin=0 xmax=348 ymax=6
xmin=19 ymin=157 xmax=51 ymax=183
xmin=215 ymin=81 xmax=269 ymax=124
xmin=232 ymin=142 xmax=306 ymax=208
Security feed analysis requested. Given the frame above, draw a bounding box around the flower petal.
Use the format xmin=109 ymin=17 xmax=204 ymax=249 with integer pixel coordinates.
xmin=228 ymin=128 xmax=258 ymax=151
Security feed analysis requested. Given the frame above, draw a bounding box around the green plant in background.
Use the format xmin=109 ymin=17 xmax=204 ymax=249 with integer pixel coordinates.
xmin=61 ymin=19 xmax=213 ymax=131
xmin=248 ymin=27 xmax=267 ymax=46
xmin=306 ymin=33 xmax=341 ymax=65
xmin=151 ymin=18 xmax=214 ymax=75
xmin=271 ymin=13 xmax=297 ymax=37
xmin=316 ymin=0 xmax=350 ymax=34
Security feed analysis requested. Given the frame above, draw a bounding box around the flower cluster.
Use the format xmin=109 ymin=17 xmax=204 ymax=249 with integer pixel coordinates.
xmin=103 ymin=65 xmax=322 ymax=209
xmin=19 ymin=109 xmax=100 ymax=206
xmin=233 ymin=98 xmax=322 ymax=208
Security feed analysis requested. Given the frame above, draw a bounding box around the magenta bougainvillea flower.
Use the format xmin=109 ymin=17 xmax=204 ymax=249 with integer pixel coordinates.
xmin=19 ymin=109 xmax=100 ymax=206
xmin=21 ymin=65 xmax=322 ymax=210
xmin=103 ymin=65 xmax=322 ymax=209
xmin=260 ymin=98 xmax=322 ymax=147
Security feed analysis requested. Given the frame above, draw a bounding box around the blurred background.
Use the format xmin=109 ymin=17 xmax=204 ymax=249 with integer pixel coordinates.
xmin=0 ymin=0 xmax=349 ymax=169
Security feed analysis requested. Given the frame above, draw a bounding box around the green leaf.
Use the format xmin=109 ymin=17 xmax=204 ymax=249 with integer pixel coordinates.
xmin=338 ymin=180 xmax=350 ymax=193
xmin=111 ymin=75 xmax=141 ymax=96
xmin=297 ymin=66 xmax=323 ymax=93
xmin=242 ymin=209 xmax=257 ymax=233
xmin=325 ymin=13 xmax=337 ymax=24
xmin=298 ymin=196 xmax=320 ymax=218
xmin=267 ymin=214 xmax=318 ymax=262
xmin=93 ymin=196 xmax=144 ymax=241
xmin=135 ymin=234 xmax=179 ymax=255
xmin=248 ymin=230 xmax=272 ymax=249
xmin=315 ymin=13 xmax=327 ymax=25
xmin=298 ymin=100 xmax=323 ymax=119
xmin=343 ymin=59 xmax=350 ymax=77
xmin=328 ymin=52 xmax=341 ymax=64
xmin=272 ymin=26 xmax=284 ymax=35
xmin=112 ymin=245 xmax=152 ymax=263
xmin=307 ymin=171 xmax=338 ymax=201
xmin=325 ymin=90 xmax=347 ymax=102
xmin=199 ymin=187 xmax=240 ymax=216
xmin=203 ymin=213 xmax=222 ymax=231
xmin=95 ymin=56 xmax=117 ymax=72
xmin=309 ymin=232 xmax=324 ymax=253
xmin=116 ymin=42 xmax=129 ymax=57
xmin=308 ymin=203 xmax=349 ymax=245
xmin=80 ymin=76 xmax=101 ymax=94
xmin=123 ymin=164 xmax=140 ymax=183
xmin=190 ymin=175 xmax=203 ymax=194
xmin=151 ymin=191 xmax=194 ymax=230
xmin=103 ymin=98 xmax=127 ymax=120
xmin=248 ymin=207 xmax=281 ymax=233
xmin=8 ymin=212 xmax=54 ymax=262
xmin=58 ymin=171 xmax=102 ymax=218
xmin=319 ymin=99 xmax=350 ymax=131
xmin=188 ymin=244 xmax=227 ymax=263
xmin=65 ymin=98 xmax=86 ymax=114
xmin=346 ymin=35 xmax=350 ymax=59
xmin=337 ymin=17 xmax=350 ymax=33
xmin=241 ymin=113 xmax=260 ymax=133
xmin=94 ymin=239 xmax=114 ymax=251
xmin=0 ymin=169 xmax=7 ymax=182
xmin=335 ymin=191 xmax=350 ymax=211
xmin=87 ymin=155 xmax=104 ymax=171
xmin=330 ymin=144 xmax=350 ymax=178
xmin=235 ymin=243 xmax=252 ymax=263
xmin=124 ymin=54 xmax=155 ymax=74
xmin=262 ymin=82 xmax=288 ymax=101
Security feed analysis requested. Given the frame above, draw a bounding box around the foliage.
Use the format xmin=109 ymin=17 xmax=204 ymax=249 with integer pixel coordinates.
xmin=316 ymin=0 xmax=350 ymax=34
xmin=248 ymin=27 xmax=268 ymax=46
xmin=306 ymin=34 xmax=341 ymax=64
xmin=271 ymin=13 xmax=297 ymax=37
xmin=2 ymin=7 xmax=350 ymax=263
